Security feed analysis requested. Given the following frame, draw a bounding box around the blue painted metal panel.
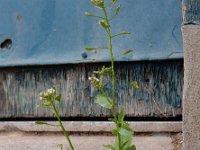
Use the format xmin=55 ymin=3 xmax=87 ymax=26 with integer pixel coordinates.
xmin=0 ymin=0 xmax=183 ymax=67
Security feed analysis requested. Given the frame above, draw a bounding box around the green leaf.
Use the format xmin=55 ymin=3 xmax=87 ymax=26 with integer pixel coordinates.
xmin=130 ymin=81 xmax=139 ymax=89
xmin=118 ymin=107 xmax=125 ymax=125
xmin=126 ymin=145 xmax=136 ymax=150
xmin=111 ymin=0 xmax=116 ymax=5
xmin=59 ymin=144 xmax=63 ymax=150
xmin=123 ymin=49 xmax=134 ymax=55
xmin=112 ymin=31 xmax=131 ymax=38
xmin=102 ymin=67 xmax=112 ymax=74
xmin=121 ymin=141 xmax=129 ymax=149
xmin=35 ymin=121 xmax=59 ymax=127
xmin=85 ymin=12 xmax=104 ymax=19
xmin=35 ymin=121 xmax=47 ymax=125
xmin=52 ymin=87 xmax=56 ymax=93
xmin=122 ymin=122 xmax=132 ymax=132
xmin=85 ymin=47 xmax=97 ymax=51
xmin=118 ymin=128 xmax=133 ymax=139
xmin=114 ymin=135 xmax=120 ymax=150
xmin=99 ymin=20 xmax=109 ymax=30
xmin=95 ymin=94 xmax=112 ymax=109
xmin=112 ymin=128 xmax=119 ymax=135
xmin=103 ymin=144 xmax=116 ymax=150
xmin=85 ymin=11 xmax=92 ymax=16
xmin=121 ymin=128 xmax=133 ymax=146
xmin=98 ymin=66 xmax=112 ymax=75
xmin=115 ymin=4 xmax=121 ymax=15
xmin=120 ymin=31 xmax=131 ymax=35
xmin=41 ymin=101 xmax=52 ymax=108
xmin=55 ymin=94 xmax=62 ymax=102
xmin=120 ymin=133 xmax=132 ymax=149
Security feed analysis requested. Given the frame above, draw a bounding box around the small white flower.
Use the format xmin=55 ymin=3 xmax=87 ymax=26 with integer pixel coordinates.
xmin=47 ymin=88 xmax=56 ymax=94
xmin=43 ymin=92 xmax=49 ymax=97
xmin=39 ymin=91 xmax=46 ymax=100
xmin=39 ymin=92 xmax=43 ymax=97
xmin=47 ymin=88 xmax=52 ymax=94
xmin=88 ymin=76 xmax=100 ymax=85
xmin=93 ymin=77 xmax=99 ymax=82
xmin=52 ymin=88 xmax=56 ymax=94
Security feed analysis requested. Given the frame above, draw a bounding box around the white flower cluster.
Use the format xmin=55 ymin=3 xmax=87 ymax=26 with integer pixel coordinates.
xmin=39 ymin=88 xmax=56 ymax=100
xmin=88 ymin=76 xmax=102 ymax=89
xmin=88 ymin=76 xmax=100 ymax=82
xmin=91 ymin=0 xmax=104 ymax=8
xmin=47 ymin=88 xmax=56 ymax=94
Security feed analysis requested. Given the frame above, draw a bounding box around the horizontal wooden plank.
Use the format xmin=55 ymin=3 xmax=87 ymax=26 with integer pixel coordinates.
xmin=0 ymin=60 xmax=183 ymax=118
xmin=183 ymin=0 xmax=200 ymax=24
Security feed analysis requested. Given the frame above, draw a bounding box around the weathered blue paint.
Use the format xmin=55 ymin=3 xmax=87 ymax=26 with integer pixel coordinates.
xmin=0 ymin=0 xmax=183 ymax=67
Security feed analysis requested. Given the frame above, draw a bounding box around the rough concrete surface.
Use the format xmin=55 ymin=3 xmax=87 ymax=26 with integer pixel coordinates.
xmin=0 ymin=132 xmax=181 ymax=150
xmin=0 ymin=121 xmax=182 ymax=133
xmin=182 ymin=25 xmax=200 ymax=150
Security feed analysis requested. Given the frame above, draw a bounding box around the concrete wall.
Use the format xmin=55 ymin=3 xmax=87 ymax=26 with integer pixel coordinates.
xmin=182 ymin=0 xmax=200 ymax=149
xmin=182 ymin=25 xmax=200 ymax=150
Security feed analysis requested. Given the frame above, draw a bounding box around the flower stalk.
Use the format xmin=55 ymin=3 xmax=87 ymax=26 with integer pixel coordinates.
xmin=37 ymin=88 xmax=74 ymax=150
xmin=85 ymin=0 xmax=137 ymax=149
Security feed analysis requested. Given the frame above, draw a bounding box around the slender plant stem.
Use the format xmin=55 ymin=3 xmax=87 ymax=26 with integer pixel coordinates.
xmin=51 ymin=101 xmax=74 ymax=150
xmin=102 ymin=6 xmax=116 ymax=121
xmin=102 ymin=6 xmax=122 ymax=150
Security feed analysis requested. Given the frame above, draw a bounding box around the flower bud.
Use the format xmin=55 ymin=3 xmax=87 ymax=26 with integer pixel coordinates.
xmin=85 ymin=12 xmax=92 ymax=16
xmin=91 ymin=0 xmax=104 ymax=8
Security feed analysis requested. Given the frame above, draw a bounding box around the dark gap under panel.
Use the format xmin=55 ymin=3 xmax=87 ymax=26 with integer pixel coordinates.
xmin=0 ymin=116 xmax=182 ymax=122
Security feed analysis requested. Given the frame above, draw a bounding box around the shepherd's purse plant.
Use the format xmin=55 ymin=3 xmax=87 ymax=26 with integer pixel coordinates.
xmin=35 ymin=0 xmax=138 ymax=149
xmin=36 ymin=87 xmax=74 ymax=150
xmin=85 ymin=0 xmax=138 ymax=150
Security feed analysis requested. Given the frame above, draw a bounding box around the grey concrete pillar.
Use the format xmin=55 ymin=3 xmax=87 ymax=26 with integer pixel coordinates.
xmin=182 ymin=1 xmax=200 ymax=149
xmin=182 ymin=25 xmax=200 ymax=150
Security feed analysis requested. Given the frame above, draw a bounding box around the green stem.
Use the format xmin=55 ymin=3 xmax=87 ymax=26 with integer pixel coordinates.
xmin=51 ymin=101 xmax=74 ymax=150
xmin=102 ymin=6 xmax=116 ymax=121
xmin=102 ymin=6 xmax=122 ymax=150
